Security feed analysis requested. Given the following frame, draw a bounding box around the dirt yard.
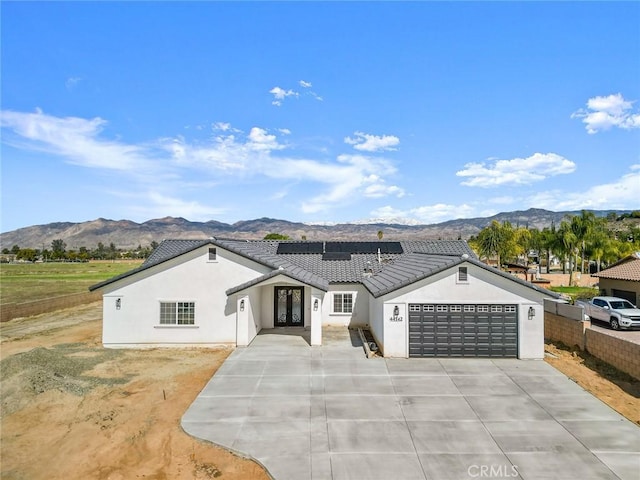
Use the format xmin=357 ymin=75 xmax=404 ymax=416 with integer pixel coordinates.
xmin=1 ymin=303 xmax=270 ymax=480
xmin=1 ymin=304 xmax=638 ymax=480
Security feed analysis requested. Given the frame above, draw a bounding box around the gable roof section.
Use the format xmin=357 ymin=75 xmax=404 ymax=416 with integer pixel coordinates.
xmin=226 ymin=267 xmax=329 ymax=296
xmin=90 ymin=239 xmax=212 ymax=291
xmin=592 ymin=252 xmax=640 ymax=282
xmin=363 ymin=253 xmax=560 ymax=299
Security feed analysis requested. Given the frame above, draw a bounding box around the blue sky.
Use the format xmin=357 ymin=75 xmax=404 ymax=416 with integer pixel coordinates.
xmin=1 ymin=2 xmax=639 ymax=233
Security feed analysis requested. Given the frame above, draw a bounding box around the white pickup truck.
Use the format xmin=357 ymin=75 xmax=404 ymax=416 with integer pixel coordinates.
xmin=576 ymin=296 xmax=640 ymax=330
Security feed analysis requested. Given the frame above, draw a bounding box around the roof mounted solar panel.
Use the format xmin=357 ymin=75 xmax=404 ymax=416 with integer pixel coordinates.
xmin=276 ymin=242 xmax=324 ymax=254
xmin=323 ymin=241 xmax=403 ymax=255
xmin=322 ymin=252 xmax=352 ymax=261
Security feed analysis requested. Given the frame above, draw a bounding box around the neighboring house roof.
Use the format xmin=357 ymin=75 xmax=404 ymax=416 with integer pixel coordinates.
xmin=592 ymin=252 xmax=640 ymax=282
xmin=90 ymin=238 xmax=558 ymax=299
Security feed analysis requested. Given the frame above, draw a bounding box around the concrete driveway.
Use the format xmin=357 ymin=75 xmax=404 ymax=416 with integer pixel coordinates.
xmin=182 ymin=328 xmax=639 ymax=480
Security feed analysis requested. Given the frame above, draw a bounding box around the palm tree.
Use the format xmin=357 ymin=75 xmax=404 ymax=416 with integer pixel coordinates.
xmin=558 ymin=220 xmax=579 ymax=285
xmin=476 ymin=221 xmax=515 ymax=268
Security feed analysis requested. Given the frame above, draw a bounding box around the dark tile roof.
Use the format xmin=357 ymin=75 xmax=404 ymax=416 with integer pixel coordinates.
xmin=142 ymin=239 xmax=211 ymax=268
xmin=91 ymin=238 xmax=556 ymax=300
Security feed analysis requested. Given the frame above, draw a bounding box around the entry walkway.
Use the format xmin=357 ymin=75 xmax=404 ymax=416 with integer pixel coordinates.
xmin=182 ymin=328 xmax=639 ymax=480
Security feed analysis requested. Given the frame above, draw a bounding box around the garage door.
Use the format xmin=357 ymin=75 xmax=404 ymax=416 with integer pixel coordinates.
xmin=611 ymin=289 xmax=636 ymax=305
xmin=409 ymin=304 xmax=518 ymax=357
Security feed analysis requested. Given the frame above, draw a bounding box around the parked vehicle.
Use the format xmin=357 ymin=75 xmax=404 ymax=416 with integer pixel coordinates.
xmin=576 ymin=296 xmax=640 ymax=330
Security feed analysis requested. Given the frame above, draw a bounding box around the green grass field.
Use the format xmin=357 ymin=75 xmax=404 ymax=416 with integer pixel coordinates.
xmin=0 ymin=261 xmax=143 ymax=304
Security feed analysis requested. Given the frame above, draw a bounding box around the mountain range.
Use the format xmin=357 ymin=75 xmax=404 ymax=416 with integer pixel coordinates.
xmin=0 ymin=209 xmax=631 ymax=251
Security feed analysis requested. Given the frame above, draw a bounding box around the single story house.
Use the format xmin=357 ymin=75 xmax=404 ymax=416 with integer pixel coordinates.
xmin=90 ymin=238 xmax=560 ymax=359
xmin=592 ymin=252 xmax=640 ymax=305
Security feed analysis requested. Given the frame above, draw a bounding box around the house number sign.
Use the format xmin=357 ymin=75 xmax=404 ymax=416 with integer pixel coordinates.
xmin=389 ymin=315 xmax=403 ymax=322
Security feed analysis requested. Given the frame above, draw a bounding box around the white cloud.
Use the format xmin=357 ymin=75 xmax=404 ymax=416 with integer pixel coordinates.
xmin=278 ymin=128 xmax=291 ymax=135
xmin=124 ymin=191 xmax=227 ymax=221
xmin=0 ymin=109 xmax=154 ymax=172
xmin=269 ymin=86 xmax=298 ymax=106
xmin=527 ymin=165 xmax=640 ymax=211
xmin=344 ymin=131 xmax=400 ymax=152
xmin=456 ymin=152 xmax=576 ymax=188
xmin=370 ymin=203 xmax=475 ymax=225
xmin=247 ymin=127 xmax=285 ymax=151
xmin=299 ymin=80 xmax=312 ymax=88
xmin=571 ymin=93 xmax=640 ymax=134
xmin=65 ymin=77 xmax=82 ymax=91
xmin=1 ymin=109 xmax=404 ymax=219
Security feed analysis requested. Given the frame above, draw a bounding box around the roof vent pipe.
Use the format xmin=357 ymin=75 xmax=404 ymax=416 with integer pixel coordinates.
xmin=323 ymin=241 xmax=326 ymax=254
xmin=377 ymin=248 xmax=381 ymax=264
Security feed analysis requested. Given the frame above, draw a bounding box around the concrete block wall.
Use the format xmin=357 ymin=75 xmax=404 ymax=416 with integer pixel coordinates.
xmin=585 ymin=329 xmax=640 ymax=381
xmin=544 ymin=311 xmax=589 ymax=350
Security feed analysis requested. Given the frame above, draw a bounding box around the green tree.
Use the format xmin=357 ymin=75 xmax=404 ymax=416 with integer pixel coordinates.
xmin=377 ymin=230 xmax=384 ymax=240
xmin=51 ymin=239 xmax=67 ymax=260
xmin=16 ymin=248 xmax=37 ymax=262
xmin=263 ymin=233 xmax=290 ymax=240
xmin=475 ymin=221 xmax=515 ymax=268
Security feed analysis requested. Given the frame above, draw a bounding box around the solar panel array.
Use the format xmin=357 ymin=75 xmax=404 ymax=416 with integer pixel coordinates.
xmin=276 ymin=241 xmax=403 ymax=255
xmin=322 ymin=252 xmax=352 ymax=261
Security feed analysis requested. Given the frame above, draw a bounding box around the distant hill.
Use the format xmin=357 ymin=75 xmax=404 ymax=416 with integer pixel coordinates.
xmin=0 ymin=209 xmax=632 ymax=250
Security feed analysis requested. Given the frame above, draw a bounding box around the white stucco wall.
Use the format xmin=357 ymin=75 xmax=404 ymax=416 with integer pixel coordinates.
xmin=376 ymin=262 xmax=552 ymax=359
xmin=322 ymin=284 xmax=370 ymax=327
xmin=101 ymin=245 xmax=269 ymax=347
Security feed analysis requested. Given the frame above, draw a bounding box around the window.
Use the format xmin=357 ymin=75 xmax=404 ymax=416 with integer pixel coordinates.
xmin=464 ymin=305 xmax=475 ymax=312
xmin=423 ymin=305 xmax=435 ymax=312
xmin=409 ymin=305 xmax=421 ymax=312
xmin=450 ymin=305 xmax=462 ymax=312
xmin=437 ymin=305 xmax=448 ymax=312
xmin=504 ymin=305 xmax=517 ymax=313
xmin=333 ymin=293 xmax=353 ymax=313
xmin=160 ymin=302 xmax=195 ymax=325
xmin=208 ymin=248 xmax=217 ymax=261
xmin=491 ymin=305 xmax=503 ymax=313
xmin=477 ymin=305 xmax=490 ymax=312
xmin=458 ymin=266 xmax=468 ymax=282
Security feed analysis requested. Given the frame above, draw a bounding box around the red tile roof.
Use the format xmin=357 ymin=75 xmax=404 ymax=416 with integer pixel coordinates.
xmin=592 ymin=252 xmax=640 ymax=282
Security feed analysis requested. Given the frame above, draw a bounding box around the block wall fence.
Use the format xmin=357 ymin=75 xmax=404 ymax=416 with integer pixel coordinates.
xmin=544 ymin=299 xmax=640 ymax=381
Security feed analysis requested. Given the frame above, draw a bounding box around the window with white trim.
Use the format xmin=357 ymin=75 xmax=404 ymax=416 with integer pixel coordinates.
xmin=491 ymin=305 xmax=503 ymax=313
xmin=423 ymin=305 xmax=435 ymax=312
xmin=464 ymin=305 xmax=475 ymax=312
xmin=504 ymin=305 xmax=517 ymax=313
xmin=437 ymin=305 xmax=448 ymax=312
xmin=477 ymin=305 xmax=490 ymax=312
xmin=409 ymin=305 xmax=421 ymax=312
xmin=160 ymin=302 xmax=195 ymax=325
xmin=332 ymin=293 xmax=353 ymax=313
xmin=450 ymin=305 xmax=462 ymax=312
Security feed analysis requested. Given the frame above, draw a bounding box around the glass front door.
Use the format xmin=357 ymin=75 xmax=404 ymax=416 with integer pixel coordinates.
xmin=274 ymin=287 xmax=304 ymax=326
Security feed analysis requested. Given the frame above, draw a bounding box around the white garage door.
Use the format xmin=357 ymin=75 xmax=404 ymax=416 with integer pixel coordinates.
xmin=408 ymin=304 xmax=518 ymax=357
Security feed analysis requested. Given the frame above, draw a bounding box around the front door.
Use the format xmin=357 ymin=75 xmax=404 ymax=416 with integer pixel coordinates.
xmin=274 ymin=287 xmax=304 ymax=326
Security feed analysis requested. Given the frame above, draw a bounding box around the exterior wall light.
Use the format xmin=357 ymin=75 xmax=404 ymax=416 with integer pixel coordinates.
xmin=313 ymin=299 xmax=319 ymax=311
xmin=528 ymin=306 xmax=535 ymax=320
xmin=393 ymin=305 xmax=399 ymax=317
xmin=115 ymin=298 xmax=121 ymax=310
xmin=240 ymin=299 xmax=245 ymax=312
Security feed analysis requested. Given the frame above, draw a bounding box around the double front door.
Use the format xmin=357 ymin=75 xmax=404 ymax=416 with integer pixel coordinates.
xmin=274 ymin=287 xmax=304 ymax=326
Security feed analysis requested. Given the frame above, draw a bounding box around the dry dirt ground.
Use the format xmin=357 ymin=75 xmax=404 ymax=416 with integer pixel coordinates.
xmin=0 ymin=303 xmax=270 ymax=480
xmin=1 ymin=305 xmax=639 ymax=480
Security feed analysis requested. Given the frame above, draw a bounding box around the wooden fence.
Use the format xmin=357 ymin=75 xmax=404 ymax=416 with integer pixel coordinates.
xmin=1 ymin=291 xmax=102 ymax=323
